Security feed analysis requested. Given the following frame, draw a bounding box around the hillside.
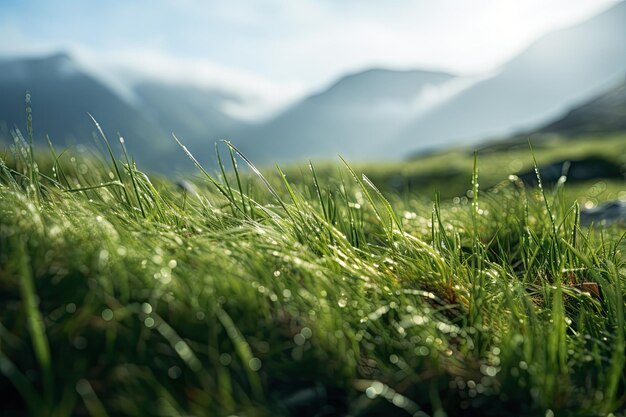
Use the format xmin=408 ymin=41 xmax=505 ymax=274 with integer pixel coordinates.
xmin=236 ymin=69 xmax=455 ymax=164
xmin=536 ymin=78 xmax=626 ymax=135
xmin=133 ymin=82 xmax=249 ymax=165
xmin=0 ymin=53 xmax=171 ymax=167
xmin=0 ymin=53 xmax=249 ymax=171
xmin=393 ymin=1 xmax=626 ymax=156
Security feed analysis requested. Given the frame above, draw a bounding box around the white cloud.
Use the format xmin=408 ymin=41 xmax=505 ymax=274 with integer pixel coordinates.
xmin=86 ymin=49 xmax=308 ymax=120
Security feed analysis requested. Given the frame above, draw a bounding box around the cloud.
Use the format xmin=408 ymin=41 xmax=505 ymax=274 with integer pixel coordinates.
xmin=91 ymin=49 xmax=308 ymax=120
xmin=0 ymin=0 xmax=618 ymax=120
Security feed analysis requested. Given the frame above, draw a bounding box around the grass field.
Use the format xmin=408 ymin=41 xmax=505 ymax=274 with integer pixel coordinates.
xmin=0 ymin=129 xmax=625 ymax=416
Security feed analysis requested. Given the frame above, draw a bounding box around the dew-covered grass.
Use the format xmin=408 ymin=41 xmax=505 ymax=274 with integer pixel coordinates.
xmin=0 ymin=129 xmax=625 ymax=417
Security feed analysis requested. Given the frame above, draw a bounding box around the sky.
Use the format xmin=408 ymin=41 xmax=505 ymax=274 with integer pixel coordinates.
xmin=0 ymin=0 xmax=620 ymax=117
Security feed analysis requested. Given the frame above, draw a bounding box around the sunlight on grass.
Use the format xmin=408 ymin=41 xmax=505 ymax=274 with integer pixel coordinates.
xmin=0 ymin=129 xmax=624 ymax=416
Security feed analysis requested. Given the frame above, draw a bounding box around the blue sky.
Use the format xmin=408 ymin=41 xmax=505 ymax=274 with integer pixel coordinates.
xmin=0 ymin=0 xmax=619 ymax=116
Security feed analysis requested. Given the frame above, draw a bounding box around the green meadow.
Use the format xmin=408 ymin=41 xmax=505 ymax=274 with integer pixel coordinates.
xmin=0 ymin=130 xmax=624 ymax=416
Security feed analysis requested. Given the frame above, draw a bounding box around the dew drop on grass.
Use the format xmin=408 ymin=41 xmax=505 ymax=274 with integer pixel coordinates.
xmin=168 ymin=366 xmax=181 ymax=379
xmin=338 ymin=299 xmax=347 ymax=308
xmin=248 ymin=357 xmax=262 ymax=371
xmin=75 ymin=379 xmax=91 ymax=396
xmin=101 ymin=309 xmax=113 ymax=321
xmin=144 ymin=317 xmax=155 ymax=328
xmin=301 ymin=327 xmax=312 ymax=339
xmin=481 ymin=364 xmax=498 ymax=376
xmin=392 ymin=393 xmax=407 ymax=407
xmin=416 ymin=346 xmax=430 ymax=356
xmin=219 ymin=353 xmax=232 ymax=366
xmin=141 ymin=303 xmax=152 ymax=314
xmin=65 ymin=303 xmax=76 ymax=313
xmin=294 ymin=334 xmax=306 ymax=346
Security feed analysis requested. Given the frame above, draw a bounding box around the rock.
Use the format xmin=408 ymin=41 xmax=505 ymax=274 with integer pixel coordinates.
xmin=518 ymin=156 xmax=623 ymax=185
xmin=580 ymin=200 xmax=626 ymax=227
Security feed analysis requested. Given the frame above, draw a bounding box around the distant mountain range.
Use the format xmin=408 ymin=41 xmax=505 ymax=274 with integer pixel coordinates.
xmin=236 ymin=69 xmax=456 ymax=163
xmin=238 ymin=1 xmax=626 ymax=164
xmin=0 ymin=1 xmax=624 ymax=171
xmin=0 ymin=53 xmax=170 ymax=167
xmin=0 ymin=53 xmax=249 ymax=171
xmin=390 ymin=1 xmax=626 ymax=156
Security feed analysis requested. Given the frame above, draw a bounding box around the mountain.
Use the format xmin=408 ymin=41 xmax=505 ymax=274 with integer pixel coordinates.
xmin=132 ymin=82 xmax=249 ymax=162
xmin=393 ymin=1 xmax=626 ymax=156
xmin=0 ymin=53 xmax=248 ymax=171
xmin=236 ymin=69 xmax=456 ymax=164
xmin=535 ymin=78 xmax=626 ymax=135
xmin=0 ymin=53 xmax=173 ymax=168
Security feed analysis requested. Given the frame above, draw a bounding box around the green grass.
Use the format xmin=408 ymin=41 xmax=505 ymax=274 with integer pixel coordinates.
xmin=0 ymin=131 xmax=625 ymax=417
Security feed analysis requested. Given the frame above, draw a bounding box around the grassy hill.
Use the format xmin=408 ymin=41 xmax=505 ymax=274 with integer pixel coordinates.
xmin=0 ymin=132 xmax=624 ymax=416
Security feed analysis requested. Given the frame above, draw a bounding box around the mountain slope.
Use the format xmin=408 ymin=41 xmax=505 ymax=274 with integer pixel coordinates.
xmin=0 ymin=53 xmax=176 ymax=168
xmin=133 ymin=82 xmax=248 ymax=162
xmin=393 ymin=1 xmax=626 ymax=155
xmin=536 ymin=78 xmax=626 ymax=135
xmin=236 ymin=69 xmax=455 ymax=164
xmin=0 ymin=53 xmax=250 ymax=171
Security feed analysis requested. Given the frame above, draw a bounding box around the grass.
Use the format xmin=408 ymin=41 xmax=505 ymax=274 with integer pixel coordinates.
xmin=0 ymin=128 xmax=625 ymax=417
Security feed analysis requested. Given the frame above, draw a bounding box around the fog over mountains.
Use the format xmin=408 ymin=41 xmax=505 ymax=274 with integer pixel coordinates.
xmin=391 ymin=0 xmax=626 ymax=156
xmin=236 ymin=69 xmax=456 ymax=163
xmin=0 ymin=54 xmax=250 ymax=170
xmin=0 ymin=1 xmax=624 ymax=171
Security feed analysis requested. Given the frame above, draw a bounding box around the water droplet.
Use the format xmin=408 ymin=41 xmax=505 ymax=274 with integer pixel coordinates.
xmin=101 ymin=309 xmax=113 ymax=321
xmin=168 ymin=366 xmax=181 ymax=379
xmin=248 ymin=357 xmax=262 ymax=371
xmin=294 ymin=334 xmax=305 ymax=346
xmin=73 ymin=336 xmax=87 ymax=350
xmin=219 ymin=353 xmax=232 ymax=366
